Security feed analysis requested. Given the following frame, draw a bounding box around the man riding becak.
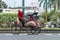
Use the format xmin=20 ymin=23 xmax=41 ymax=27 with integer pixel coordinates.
xmin=16 ymin=10 xmax=41 ymax=28
xmin=17 ymin=10 xmax=25 ymax=27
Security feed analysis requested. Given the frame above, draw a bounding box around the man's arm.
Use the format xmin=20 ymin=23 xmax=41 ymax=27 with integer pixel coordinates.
xmin=17 ymin=18 xmax=20 ymax=24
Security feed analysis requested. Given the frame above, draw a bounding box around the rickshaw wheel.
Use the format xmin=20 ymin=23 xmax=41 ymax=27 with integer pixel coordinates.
xmin=11 ymin=22 xmax=22 ymax=34
xmin=30 ymin=26 xmax=41 ymax=35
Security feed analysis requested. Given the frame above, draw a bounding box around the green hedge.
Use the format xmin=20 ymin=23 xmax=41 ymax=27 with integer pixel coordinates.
xmin=0 ymin=13 xmax=17 ymax=28
xmin=41 ymin=28 xmax=60 ymax=31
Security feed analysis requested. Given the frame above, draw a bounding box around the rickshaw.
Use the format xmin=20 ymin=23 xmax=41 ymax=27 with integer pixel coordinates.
xmin=11 ymin=12 xmax=42 ymax=35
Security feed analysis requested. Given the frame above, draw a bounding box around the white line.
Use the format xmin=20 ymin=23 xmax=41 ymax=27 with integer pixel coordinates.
xmin=19 ymin=33 xmax=27 ymax=35
xmin=38 ymin=34 xmax=40 ymax=35
xmin=3 ymin=34 xmax=13 ymax=35
xmin=0 ymin=33 xmax=27 ymax=35
xmin=58 ymin=34 xmax=60 ymax=35
xmin=45 ymin=34 xmax=53 ymax=35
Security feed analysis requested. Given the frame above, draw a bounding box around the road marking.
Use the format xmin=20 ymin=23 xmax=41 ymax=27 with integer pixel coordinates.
xmin=19 ymin=33 xmax=27 ymax=35
xmin=45 ymin=34 xmax=53 ymax=35
xmin=3 ymin=34 xmax=13 ymax=35
xmin=0 ymin=33 xmax=27 ymax=35
xmin=38 ymin=34 xmax=40 ymax=35
xmin=1 ymin=33 xmax=60 ymax=35
xmin=58 ymin=34 xmax=60 ymax=35
xmin=38 ymin=33 xmax=53 ymax=35
xmin=3 ymin=33 xmax=27 ymax=35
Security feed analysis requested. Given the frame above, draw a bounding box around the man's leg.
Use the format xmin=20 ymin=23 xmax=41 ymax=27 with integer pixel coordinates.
xmin=19 ymin=19 xmax=25 ymax=27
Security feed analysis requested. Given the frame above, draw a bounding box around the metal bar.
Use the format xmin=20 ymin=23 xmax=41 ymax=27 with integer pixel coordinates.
xmin=22 ymin=0 xmax=25 ymax=14
xmin=0 ymin=0 xmax=2 ymax=8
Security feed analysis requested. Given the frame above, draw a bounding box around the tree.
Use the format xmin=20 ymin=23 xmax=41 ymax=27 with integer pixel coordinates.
xmin=49 ymin=0 xmax=56 ymax=10
xmin=39 ymin=0 xmax=51 ymax=10
xmin=38 ymin=0 xmax=50 ymax=22
xmin=2 ymin=1 xmax=8 ymax=8
xmin=0 ymin=0 xmax=8 ymax=8
xmin=38 ymin=0 xmax=57 ymax=22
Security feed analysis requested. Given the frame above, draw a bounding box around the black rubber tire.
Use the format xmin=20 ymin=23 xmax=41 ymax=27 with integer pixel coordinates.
xmin=11 ymin=22 xmax=22 ymax=34
xmin=11 ymin=25 xmax=21 ymax=34
xmin=35 ymin=28 xmax=41 ymax=35
xmin=30 ymin=27 xmax=41 ymax=35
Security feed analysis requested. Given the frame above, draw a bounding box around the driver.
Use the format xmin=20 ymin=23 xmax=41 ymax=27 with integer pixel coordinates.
xmin=17 ymin=10 xmax=25 ymax=27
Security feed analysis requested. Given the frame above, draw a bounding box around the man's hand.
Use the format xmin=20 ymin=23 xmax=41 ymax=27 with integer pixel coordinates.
xmin=16 ymin=18 xmax=20 ymax=24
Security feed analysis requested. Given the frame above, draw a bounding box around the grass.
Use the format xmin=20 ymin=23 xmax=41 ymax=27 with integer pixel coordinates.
xmin=0 ymin=27 xmax=60 ymax=31
xmin=41 ymin=28 xmax=60 ymax=30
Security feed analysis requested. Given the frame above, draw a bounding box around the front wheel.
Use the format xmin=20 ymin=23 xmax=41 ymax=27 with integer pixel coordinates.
xmin=11 ymin=25 xmax=21 ymax=34
xmin=11 ymin=22 xmax=22 ymax=34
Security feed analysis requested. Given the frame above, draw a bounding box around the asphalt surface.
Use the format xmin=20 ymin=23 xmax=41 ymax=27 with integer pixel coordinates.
xmin=0 ymin=33 xmax=60 ymax=40
xmin=0 ymin=28 xmax=60 ymax=40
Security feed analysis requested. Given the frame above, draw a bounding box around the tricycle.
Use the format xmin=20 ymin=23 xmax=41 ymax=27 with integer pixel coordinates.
xmin=11 ymin=12 xmax=42 ymax=35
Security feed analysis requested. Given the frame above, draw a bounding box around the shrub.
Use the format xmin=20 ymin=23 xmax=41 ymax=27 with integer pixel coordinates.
xmin=0 ymin=13 xmax=17 ymax=28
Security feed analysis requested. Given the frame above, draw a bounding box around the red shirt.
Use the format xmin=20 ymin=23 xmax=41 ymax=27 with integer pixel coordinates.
xmin=18 ymin=10 xmax=23 ymax=19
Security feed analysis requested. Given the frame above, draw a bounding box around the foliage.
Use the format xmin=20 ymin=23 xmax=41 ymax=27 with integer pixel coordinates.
xmin=39 ymin=9 xmax=59 ymax=22
xmin=57 ymin=12 xmax=60 ymax=18
xmin=39 ymin=12 xmax=50 ymax=22
xmin=0 ymin=13 xmax=17 ymax=28
xmin=2 ymin=1 xmax=8 ymax=8
xmin=39 ymin=17 xmax=45 ymax=23
xmin=50 ymin=15 xmax=57 ymax=21
xmin=0 ymin=0 xmax=8 ymax=8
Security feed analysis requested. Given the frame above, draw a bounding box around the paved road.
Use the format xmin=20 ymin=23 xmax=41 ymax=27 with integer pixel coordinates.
xmin=0 ymin=33 xmax=60 ymax=40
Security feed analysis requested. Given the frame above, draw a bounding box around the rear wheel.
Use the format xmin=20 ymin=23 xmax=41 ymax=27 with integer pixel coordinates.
xmin=35 ymin=27 xmax=41 ymax=35
xmin=30 ymin=27 xmax=41 ymax=35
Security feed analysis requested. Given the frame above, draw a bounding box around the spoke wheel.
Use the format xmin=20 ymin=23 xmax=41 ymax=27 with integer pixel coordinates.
xmin=30 ymin=27 xmax=41 ymax=35
xmin=11 ymin=22 xmax=22 ymax=34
